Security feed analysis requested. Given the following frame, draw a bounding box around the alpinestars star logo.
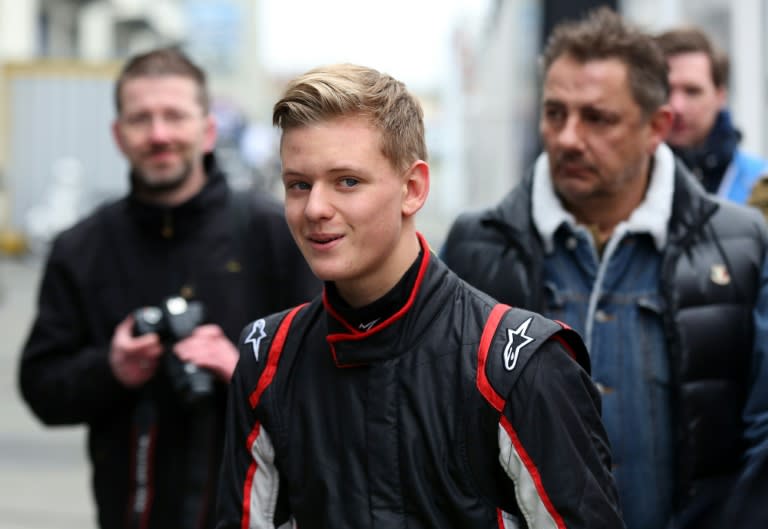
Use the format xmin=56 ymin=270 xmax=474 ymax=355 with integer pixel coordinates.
xmin=503 ymin=317 xmax=534 ymax=371
xmin=244 ymin=319 xmax=267 ymax=361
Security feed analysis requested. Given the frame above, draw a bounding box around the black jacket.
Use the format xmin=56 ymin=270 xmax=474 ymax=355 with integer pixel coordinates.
xmin=18 ymin=154 xmax=320 ymax=529
xmin=216 ymin=236 xmax=625 ymax=529
xmin=441 ymin=161 xmax=768 ymax=526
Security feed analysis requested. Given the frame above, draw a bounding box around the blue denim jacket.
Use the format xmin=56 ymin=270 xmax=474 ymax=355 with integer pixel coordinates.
xmin=531 ymin=145 xmax=678 ymax=529
xmin=543 ymin=224 xmax=673 ymax=529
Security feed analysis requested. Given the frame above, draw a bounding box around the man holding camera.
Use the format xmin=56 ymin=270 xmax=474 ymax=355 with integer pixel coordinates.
xmin=18 ymin=47 xmax=319 ymax=529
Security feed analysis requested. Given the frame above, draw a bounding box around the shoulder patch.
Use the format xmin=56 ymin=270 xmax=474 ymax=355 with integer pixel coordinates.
xmin=248 ymin=304 xmax=308 ymax=409
xmin=503 ymin=316 xmax=534 ymax=371
xmin=244 ymin=318 xmax=268 ymax=361
xmin=477 ymin=306 xmax=563 ymax=412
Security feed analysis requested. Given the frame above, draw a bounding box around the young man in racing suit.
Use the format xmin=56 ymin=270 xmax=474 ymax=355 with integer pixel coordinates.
xmin=215 ymin=63 xmax=625 ymax=529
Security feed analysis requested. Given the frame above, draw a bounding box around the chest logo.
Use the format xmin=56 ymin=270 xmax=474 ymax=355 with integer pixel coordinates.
xmin=504 ymin=317 xmax=534 ymax=371
xmin=244 ymin=319 xmax=267 ymax=361
xmin=710 ymin=264 xmax=731 ymax=286
xmin=358 ymin=318 xmax=380 ymax=332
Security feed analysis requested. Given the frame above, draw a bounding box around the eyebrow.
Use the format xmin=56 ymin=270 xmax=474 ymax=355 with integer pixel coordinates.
xmin=542 ymin=98 xmax=619 ymax=114
xmin=282 ymin=165 xmax=367 ymax=177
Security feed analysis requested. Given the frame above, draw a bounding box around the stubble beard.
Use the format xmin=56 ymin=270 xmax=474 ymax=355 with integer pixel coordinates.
xmin=131 ymin=159 xmax=193 ymax=196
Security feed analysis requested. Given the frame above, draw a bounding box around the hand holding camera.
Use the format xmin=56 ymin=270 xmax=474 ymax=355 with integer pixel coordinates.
xmin=132 ymin=297 xmax=216 ymax=405
xmin=172 ymin=324 xmax=239 ymax=383
xmin=109 ymin=315 xmax=163 ymax=388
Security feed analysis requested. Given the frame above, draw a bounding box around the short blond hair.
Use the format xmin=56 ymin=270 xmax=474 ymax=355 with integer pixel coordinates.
xmin=273 ymin=64 xmax=427 ymax=171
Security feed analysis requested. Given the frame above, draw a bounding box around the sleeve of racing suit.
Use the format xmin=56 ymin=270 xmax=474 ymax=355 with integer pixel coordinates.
xmin=216 ymin=322 xmax=290 ymax=529
xmin=498 ymin=338 xmax=626 ymax=529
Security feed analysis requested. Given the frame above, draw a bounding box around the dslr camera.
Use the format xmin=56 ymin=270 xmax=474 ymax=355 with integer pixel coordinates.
xmin=133 ymin=296 xmax=214 ymax=404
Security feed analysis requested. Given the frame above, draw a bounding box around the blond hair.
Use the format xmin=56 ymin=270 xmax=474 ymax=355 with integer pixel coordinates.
xmin=273 ymin=64 xmax=427 ymax=171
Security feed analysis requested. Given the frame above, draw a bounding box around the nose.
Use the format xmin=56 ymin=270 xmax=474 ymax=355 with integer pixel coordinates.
xmin=147 ymin=116 xmax=172 ymax=143
xmin=557 ymin=116 xmax=585 ymax=151
xmin=304 ymin=183 xmax=334 ymax=221
xmin=668 ymin=89 xmax=686 ymax=115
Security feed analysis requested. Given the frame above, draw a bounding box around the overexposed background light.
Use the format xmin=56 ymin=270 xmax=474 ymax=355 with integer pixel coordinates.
xmin=259 ymin=0 xmax=490 ymax=90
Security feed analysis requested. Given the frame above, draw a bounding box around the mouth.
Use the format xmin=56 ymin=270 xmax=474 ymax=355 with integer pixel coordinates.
xmin=671 ymin=123 xmax=687 ymax=134
xmin=670 ymin=115 xmax=686 ymax=132
xmin=147 ymin=151 xmax=176 ymax=162
xmin=556 ymin=163 xmax=593 ymax=177
xmin=308 ymin=233 xmax=344 ymax=245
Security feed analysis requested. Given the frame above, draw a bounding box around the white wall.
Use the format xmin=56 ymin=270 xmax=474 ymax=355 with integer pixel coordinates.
xmin=0 ymin=0 xmax=38 ymax=59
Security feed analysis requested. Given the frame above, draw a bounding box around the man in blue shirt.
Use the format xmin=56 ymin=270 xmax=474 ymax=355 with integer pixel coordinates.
xmin=654 ymin=26 xmax=768 ymax=204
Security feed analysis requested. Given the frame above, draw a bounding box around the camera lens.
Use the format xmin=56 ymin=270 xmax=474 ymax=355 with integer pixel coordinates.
xmin=138 ymin=307 xmax=162 ymax=325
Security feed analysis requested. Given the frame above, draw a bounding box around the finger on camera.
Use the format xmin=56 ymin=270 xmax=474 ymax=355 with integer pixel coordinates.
xmin=190 ymin=323 xmax=225 ymax=338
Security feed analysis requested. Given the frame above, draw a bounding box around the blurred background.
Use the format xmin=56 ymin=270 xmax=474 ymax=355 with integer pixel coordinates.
xmin=0 ymin=0 xmax=765 ymax=527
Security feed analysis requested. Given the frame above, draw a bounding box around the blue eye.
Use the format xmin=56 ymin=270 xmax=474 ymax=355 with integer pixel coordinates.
xmin=340 ymin=178 xmax=359 ymax=188
xmin=286 ymin=181 xmax=311 ymax=191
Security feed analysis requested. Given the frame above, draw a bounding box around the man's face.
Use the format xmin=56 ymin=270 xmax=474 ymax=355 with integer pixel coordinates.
xmin=540 ymin=55 xmax=666 ymax=211
xmin=112 ymin=75 xmax=215 ymax=202
xmin=665 ymin=51 xmax=726 ymax=148
xmin=280 ymin=115 xmax=427 ymax=305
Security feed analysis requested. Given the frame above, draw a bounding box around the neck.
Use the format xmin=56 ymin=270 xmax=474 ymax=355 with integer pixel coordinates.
xmin=567 ymin=197 xmax=636 ymax=238
xmin=566 ymin=161 xmax=652 ymax=239
xmin=336 ymin=229 xmax=422 ymax=308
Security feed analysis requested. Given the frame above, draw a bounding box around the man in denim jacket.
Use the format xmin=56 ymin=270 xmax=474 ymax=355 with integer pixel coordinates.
xmin=442 ymin=8 xmax=768 ymax=529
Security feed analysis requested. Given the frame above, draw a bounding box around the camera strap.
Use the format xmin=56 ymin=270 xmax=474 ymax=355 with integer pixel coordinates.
xmin=127 ymin=388 xmax=158 ymax=529
xmin=127 ymin=387 xmax=217 ymax=529
xmin=178 ymin=398 xmax=217 ymax=529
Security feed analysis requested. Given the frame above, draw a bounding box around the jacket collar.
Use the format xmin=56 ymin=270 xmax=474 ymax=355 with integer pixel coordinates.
xmin=477 ymin=146 xmax=719 ymax=261
xmin=325 ymin=233 xmax=452 ymax=367
xmin=666 ymin=157 xmax=721 ymax=246
xmin=530 ymin=144 xmax=676 ymax=253
xmin=671 ymin=109 xmax=741 ymax=193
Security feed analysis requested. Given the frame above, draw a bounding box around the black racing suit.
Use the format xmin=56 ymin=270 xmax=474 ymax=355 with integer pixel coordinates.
xmin=18 ymin=154 xmax=320 ymax=529
xmin=216 ymin=234 xmax=624 ymax=528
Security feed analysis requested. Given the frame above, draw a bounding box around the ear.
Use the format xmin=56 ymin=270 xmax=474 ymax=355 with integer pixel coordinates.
xmin=203 ymin=113 xmax=218 ymax=153
xmin=402 ymin=160 xmax=430 ymax=218
xmin=716 ymin=85 xmax=728 ymax=109
xmin=111 ymin=119 xmax=127 ymax=155
xmin=645 ymin=104 xmax=674 ymax=154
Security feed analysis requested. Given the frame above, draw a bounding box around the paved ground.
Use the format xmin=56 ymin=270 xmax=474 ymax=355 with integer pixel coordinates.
xmin=0 ymin=256 xmax=96 ymax=528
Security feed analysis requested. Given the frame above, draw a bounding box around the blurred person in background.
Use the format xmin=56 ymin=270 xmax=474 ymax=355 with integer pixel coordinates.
xmin=442 ymin=7 xmax=768 ymax=529
xmin=215 ymin=63 xmax=625 ymax=529
xmin=748 ymin=174 xmax=768 ymax=221
xmin=17 ymin=47 xmax=319 ymax=529
xmin=655 ymin=26 xmax=768 ymax=204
